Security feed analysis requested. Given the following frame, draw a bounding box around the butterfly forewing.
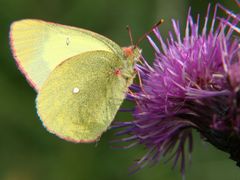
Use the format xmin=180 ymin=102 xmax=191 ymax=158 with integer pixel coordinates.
xmin=10 ymin=19 xmax=123 ymax=90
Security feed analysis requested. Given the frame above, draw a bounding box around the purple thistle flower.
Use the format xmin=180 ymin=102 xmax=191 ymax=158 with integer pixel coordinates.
xmin=112 ymin=4 xmax=240 ymax=176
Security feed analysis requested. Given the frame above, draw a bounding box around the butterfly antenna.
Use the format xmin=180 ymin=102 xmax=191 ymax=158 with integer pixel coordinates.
xmin=126 ymin=25 xmax=134 ymax=46
xmin=235 ymin=0 xmax=240 ymax=7
xmin=134 ymin=19 xmax=164 ymax=48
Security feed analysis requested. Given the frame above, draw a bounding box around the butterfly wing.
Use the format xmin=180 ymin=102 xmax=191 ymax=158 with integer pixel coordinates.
xmin=10 ymin=19 xmax=123 ymax=91
xmin=36 ymin=51 xmax=133 ymax=142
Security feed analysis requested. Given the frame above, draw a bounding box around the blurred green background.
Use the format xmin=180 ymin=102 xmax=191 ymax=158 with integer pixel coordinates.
xmin=0 ymin=0 xmax=239 ymax=179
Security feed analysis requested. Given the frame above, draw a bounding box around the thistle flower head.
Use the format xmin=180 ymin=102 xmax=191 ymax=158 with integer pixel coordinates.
xmin=113 ymin=4 xmax=240 ymax=175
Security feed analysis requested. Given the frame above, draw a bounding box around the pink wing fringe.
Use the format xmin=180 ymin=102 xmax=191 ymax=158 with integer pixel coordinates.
xmin=9 ymin=22 xmax=39 ymax=92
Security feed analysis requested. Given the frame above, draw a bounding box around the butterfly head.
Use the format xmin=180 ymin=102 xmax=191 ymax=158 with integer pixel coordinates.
xmin=122 ymin=46 xmax=141 ymax=63
xmin=120 ymin=46 xmax=141 ymax=81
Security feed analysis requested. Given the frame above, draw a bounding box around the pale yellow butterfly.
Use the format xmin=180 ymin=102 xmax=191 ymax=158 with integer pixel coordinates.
xmin=10 ymin=19 xmax=141 ymax=142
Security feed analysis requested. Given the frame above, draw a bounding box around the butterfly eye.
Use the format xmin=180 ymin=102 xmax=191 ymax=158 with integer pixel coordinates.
xmin=123 ymin=47 xmax=134 ymax=57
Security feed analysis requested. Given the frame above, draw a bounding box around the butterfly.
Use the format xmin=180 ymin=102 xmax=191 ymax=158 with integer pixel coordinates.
xmin=9 ymin=19 xmax=141 ymax=143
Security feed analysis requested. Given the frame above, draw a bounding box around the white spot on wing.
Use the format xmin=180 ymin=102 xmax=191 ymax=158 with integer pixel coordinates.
xmin=73 ymin=87 xmax=79 ymax=94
